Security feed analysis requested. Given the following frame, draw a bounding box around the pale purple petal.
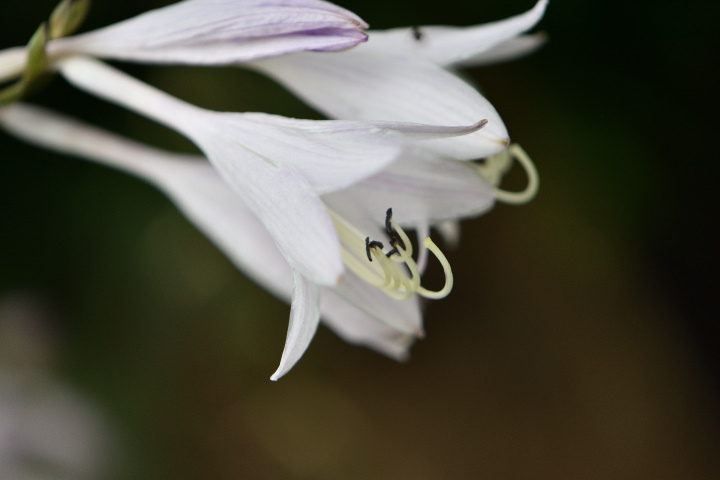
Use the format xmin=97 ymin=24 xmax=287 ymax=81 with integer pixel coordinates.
xmin=270 ymin=272 xmax=321 ymax=380
xmin=332 ymin=269 xmax=423 ymax=336
xmin=252 ymin=50 xmax=510 ymax=158
xmin=200 ymin=135 xmax=344 ymax=285
xmin=213 ymin=112 xmax=485 ymax=194
xmin=49 ymin=0 xmax=369 ymax=64
xmin=361 ymin=0 xmax=548 ymax=67
xmin=57 ymin=58 xmax=487 ymax=192
xmin=320 ymin=290 xmax=415 ymax=360
xmin=323 ymin=146 xmax=495 ymax=228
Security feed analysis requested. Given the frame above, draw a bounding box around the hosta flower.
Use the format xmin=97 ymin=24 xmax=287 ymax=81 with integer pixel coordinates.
xmin=0 ymin=104 xmax=493 ymax=379
xmin=0 ymin=0 xmax=546 ymax=380
xmin=0 ymin=0 xmax=369 ymax=84
xmin=57 ymin=56 xmax=485 ymax=287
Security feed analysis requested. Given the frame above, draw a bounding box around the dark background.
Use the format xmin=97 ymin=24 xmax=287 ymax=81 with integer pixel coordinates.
xmin=1 ymin=0 xmax=719 ymax=478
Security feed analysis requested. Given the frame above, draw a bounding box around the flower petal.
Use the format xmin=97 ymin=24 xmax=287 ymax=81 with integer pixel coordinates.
xmin=456 ymin=33 xmax=548 ymax=68
xmin=56 ymin=56 xmax=396 ymax=194
xmin=360 ymin=0 xmax=548 ymax=67
xmin=270 ymin=272 xmax=321 ymax=380
xmin=252 ymin=50 xmax=510 ymax=158
xmin=206 ymin=112 xmax=485 ymax=194
xmin=49 ymin=0 xmax=368 ymax=64
xmin=200 ymin=136 xmax=345 ymax=285
xmin=320 ymin=289 xmax=415 ymax=360
xmin=59 ymin=56 xmax=485 ymax=192
xmin=332 ymin=269 xmax=423 ymax=336
xmin=323 ymin=146 xmax=495 ymax=227
xmin=435 ymin=220 xmax=461 ymax=249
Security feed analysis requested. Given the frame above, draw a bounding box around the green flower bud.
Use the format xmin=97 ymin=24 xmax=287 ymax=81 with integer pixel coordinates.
xmin=49 ymin=0 xmax=91 ymax=40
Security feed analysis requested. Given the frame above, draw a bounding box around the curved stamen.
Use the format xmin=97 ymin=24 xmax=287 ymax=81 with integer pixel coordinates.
xmin=474 ymin=148 xmax=512 ymax=186
xmin=341 ymin=248 xmax=388 ymax=288
xmin=474 ymin=143 xmax=540 ymax=204
xmin=493 ymin=144 xmax=539 ymax=204
xmin=378 ymin=238 xmax=420 ymax=300
xmin=371 ymin=247 xmax=400 ymax=290
xmin=331 ymin=207 xmax=454 ymax=301
xmin=385 ymin=208 xmax=406 ymax=251
xmin=331 ymin=210 xmax=388 ymax=287
xmin=389 ymin=216 xmax=413 ymax=258
xmin=395 ymin=242 xmax=421 ymax=292
xmin=415 ymin=238 xmax=454 ymax=299
xmin=373 ymin=249 xmax=413 ymax=300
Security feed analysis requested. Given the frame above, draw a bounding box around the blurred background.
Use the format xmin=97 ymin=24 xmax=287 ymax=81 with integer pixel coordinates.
xmin=1 ymin=0 xmax=719 ymax=479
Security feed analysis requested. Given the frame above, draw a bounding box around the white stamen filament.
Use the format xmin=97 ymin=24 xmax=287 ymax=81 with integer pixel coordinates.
xmin=328 ymin=210 xmax=453 ymax=300
xmin=475 ymin=143 xmax=539 ymax=204
xmin=416 ymin=238 xmax=454 ymax=299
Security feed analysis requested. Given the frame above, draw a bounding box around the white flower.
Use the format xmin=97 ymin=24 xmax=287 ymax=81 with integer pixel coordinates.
xmin=0 ymin=1 xmax=546 ymax=380
xmin=0 ymin=103 xmax=492 ymax=379
xmin=0 ymin=0 xmax=369 ymax=84
xmin=57 ymin=56 xmax=485 ymax=287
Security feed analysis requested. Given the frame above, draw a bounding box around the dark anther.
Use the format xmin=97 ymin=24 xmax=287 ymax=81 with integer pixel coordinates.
xmin=365 ymin=236 xmax=384 ymax=262
xmin=385 ymin=208 xmax=393 ymax=235
xmin=384 ymin=208 xmax=406 ymax=250
xmin=411 ymin=25 xmax=423 ymax=41
xmin=385 ymin=238 xmax=400 ymax=258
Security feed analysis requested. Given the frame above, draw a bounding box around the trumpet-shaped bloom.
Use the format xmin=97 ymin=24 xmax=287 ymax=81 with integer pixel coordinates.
xmin=250 ymin=0 xmax=548 ymax=159
xmin=0 ymin=1 xmax=546 ymax=380
xmin=0 ymin=0 xmax=369 ymax=83
xmin=0 ymin=103 xmax=495 ymax=378
xmin=57 ymin=56 xmax=485 ymax=286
